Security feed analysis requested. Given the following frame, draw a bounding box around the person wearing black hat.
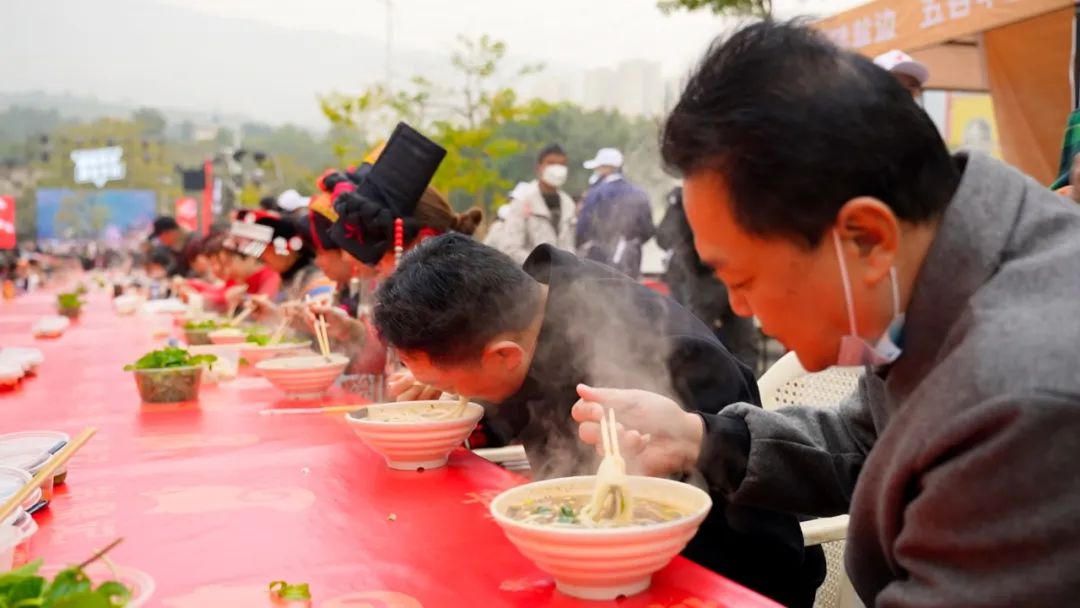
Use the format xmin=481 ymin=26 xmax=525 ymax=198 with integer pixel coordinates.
xmin=302 ymin=123 xmax=483 ymax=342
xmin=148 ymin=215 xmax=192 ymax=276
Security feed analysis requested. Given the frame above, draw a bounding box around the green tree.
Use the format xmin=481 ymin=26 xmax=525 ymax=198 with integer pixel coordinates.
xmin=657 ymin=0 xmax=770 ymax=17
xmin=320 ymin=34 xmax=550 ymax=213
xmin=132 ymin=107 xmax=167 ymax=137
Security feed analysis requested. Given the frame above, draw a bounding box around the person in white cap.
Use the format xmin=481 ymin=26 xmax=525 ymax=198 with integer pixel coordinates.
xmin=576 ymin=147 xmax=655 ymax=279
xmin=873 ymin=49 xmax=929 ymax=101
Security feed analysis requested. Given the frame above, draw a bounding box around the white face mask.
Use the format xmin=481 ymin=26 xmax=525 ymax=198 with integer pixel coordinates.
xmin=541 ymin=164 xmax=568 ymax=188
xmin=588 ymin=171 xmax=602 ymax=186
xmin=832 ymin=230 xmax=905 ymax=367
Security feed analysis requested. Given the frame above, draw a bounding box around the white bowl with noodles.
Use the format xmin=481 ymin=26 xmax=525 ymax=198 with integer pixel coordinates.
xmin=490 ymin=475 xmax=712 ymax=601
xmin=255 ymin=353 xmax=348 ymax=399
xmin=239 ymin=341 xmax=313 ymax=366
xmin=345 ymin=400 xmax=484 ymax=471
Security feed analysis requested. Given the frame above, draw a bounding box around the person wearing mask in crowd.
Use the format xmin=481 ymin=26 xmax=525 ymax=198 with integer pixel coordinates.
xmin=873 ymin=49 xmax=929 ymax=101
xmin=575 ymin=147 xmax=655 ymax=279
xmin=486 ymin=144 xmax=576 ymax=263
xmin=571 ymin=22 xmax=1080 ymax=606
xmin=657 ymin=186 xmax=760 ymax=370
xmin=147 ymin=216 xmax=192 ymax=275
xmin=375 ymin=234 xmax=824 ymax=606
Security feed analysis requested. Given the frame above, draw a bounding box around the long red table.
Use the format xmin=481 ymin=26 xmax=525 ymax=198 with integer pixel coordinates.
xmin=0 ymin=290 xmax=779 ymax=608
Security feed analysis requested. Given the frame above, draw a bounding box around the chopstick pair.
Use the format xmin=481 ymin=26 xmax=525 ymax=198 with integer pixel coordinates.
xmin=0 ymin=428 xmax=96 ymax=523
xmin=259 ymin=404 xmax=363 ymax=416
xmin=228 ymin=301 xmax=256 ymax=327
xmin=313 ymin=315 xmax=331 ymax=359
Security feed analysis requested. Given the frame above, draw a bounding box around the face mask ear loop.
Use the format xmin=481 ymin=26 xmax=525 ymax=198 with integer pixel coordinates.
xmin=832 ymin=230 xmax=858 ymax=336
xmin=889 ymin=266 xmax=900 ymax=318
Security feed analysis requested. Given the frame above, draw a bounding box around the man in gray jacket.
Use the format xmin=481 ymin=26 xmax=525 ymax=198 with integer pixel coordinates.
xmin=572 ymin=21 xmax=1080 ymax=606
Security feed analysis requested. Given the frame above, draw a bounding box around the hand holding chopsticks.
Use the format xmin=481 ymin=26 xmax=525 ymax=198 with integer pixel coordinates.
xmin=0 ymin=427 xmax=97 ymax=523
xmin=313 ymin=314 xmax=332 ymax=360
xmin=228 ymin=301 xmax=256 ymax=327
xmin=580 ymin=410 xmax=633 ymax=526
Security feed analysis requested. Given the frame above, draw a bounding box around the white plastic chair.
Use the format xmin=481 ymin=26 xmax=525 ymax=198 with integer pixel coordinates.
xmin=757 ymin=351 xmax=863 ymax=608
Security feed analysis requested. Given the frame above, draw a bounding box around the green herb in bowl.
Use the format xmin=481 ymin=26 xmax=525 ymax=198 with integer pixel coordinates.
xmin=269 ymin=580 xmax=311 ymax=606
xmin=182 ymin=319 xmax=222 ymax=331
xmin=56 ymin=293 xmax=84 ymax=319
xmin=0 ymin=539 xmax=134 ymax=608
xmin=124 ymin=347 xmax=216 ymax=403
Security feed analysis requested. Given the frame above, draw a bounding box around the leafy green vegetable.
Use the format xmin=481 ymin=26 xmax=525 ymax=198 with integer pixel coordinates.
xmin=245 ymin=332 xmax=272 ymax=346
xmin=557 ymin=505 xmax=577 ymax=524
xmin=123 ymin=347 xmax=217 ymax=371
xmin=0 ymin=558 xmax=132 ymax=608
xmin=533 ymin=506 xmax=552 ymax=515
xmin=269 ymin=580 xmax=312 ymax=600
xmin=183 ymin=319 xmax=222 ymax=330
xmin=74 ymin=283 xmax=88 ymax=295
xmin=57 ymin=293 xmax=83 ymax=310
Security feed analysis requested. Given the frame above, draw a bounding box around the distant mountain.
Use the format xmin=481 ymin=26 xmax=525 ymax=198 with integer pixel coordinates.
xmin=0 ymin=91 xmax=255 ymax=134
xmin=0 ymin=0 xmax=427 ymax=127
xmin=0 ymin=0 xmax=577 ymax=129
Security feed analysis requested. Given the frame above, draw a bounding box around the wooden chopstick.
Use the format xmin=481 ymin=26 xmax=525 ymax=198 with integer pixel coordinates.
xmin=228 ymin=302 xmax=255 ymax=327
xmin=0 ymin=427 xmax=96 ymax=523
xmin=268 ymin=316 xmax=290 ymax=346
xmin=259 ymin=405 xmax=364 ymax=416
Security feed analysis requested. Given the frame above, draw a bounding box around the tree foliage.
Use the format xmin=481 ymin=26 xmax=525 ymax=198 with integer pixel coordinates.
xmin=320 ymin=35 xmax=551 ymax=213
xmin=657 ymin=0 xmax=771 ymax=17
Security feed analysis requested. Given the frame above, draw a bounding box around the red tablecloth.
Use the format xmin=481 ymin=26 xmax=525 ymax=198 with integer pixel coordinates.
xmin=0 ymin=291 xmax=779 ymax=608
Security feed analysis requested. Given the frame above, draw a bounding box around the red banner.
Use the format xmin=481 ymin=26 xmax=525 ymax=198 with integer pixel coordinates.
xmin=175 ymin=197 xmax=199 ymax=232
xmin=0 ymin=195 xmax=15 ymax=249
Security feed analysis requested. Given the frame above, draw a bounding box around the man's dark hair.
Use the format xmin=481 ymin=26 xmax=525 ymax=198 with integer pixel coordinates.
xmin=661 ymin=20 xmax=960 ymax=248
xmin=147 ymin=246 xmax=178 ymax=275
xmin=537 ymin=143 xmax=567 ymax=166
xmin=374 ymin=234 xmax=542 ymax=363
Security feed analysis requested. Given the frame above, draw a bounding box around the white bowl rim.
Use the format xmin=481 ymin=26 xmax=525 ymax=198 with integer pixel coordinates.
xmin=241 ymin=341 xmax=313 ymax=352
xmin=255 ymin=353 xmax=348 ymax=370
xmin=490 ymin=475 xmax=712 ymax=537
xmin=345 ymin=400 xmax=485 ymax=427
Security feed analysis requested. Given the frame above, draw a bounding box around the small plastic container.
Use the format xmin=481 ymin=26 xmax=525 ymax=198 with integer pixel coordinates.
xmin=182 ymin=328 xmax=213 ymax=346
xmin=2 ymin=510 xmax=38 ymax=568
xmin=132 ymin=366 xmax=203 ymax=403
xmin=187 ymin=345 xmax=240 ymax=384
xmin=0 ymin=525 xmax=22 ymax=572
xmin=0 ymin=431 xmax=71 ymax=486
xmin=0 ymin=467 xmax=42 ymax=514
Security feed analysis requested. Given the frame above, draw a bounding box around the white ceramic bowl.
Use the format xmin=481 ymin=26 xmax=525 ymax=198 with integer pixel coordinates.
xmin=490 ymin=475 xmax=713 ymax=601
xmin=239 ymin=341 xmax=313 ymax=366
xmin=208 ymin=328 xmax=247 ymax=345
xmin=345 ymin=400 xmax=484 ymax=471
xmin=39 ymin=563 xmax=155 ymax=607
xmin=256 ymin=354 xmax=348 ymax=399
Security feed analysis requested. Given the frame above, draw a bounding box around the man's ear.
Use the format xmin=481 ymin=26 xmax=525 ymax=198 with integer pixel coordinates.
xmin=835 ymin=196 xmax=900 ymax=285
xmin=483 ymin=340 xmax=526 ymax=372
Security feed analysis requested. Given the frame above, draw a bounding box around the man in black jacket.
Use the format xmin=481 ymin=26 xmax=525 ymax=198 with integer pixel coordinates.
xmin=373 ymin=233 xmax=824 ymax=606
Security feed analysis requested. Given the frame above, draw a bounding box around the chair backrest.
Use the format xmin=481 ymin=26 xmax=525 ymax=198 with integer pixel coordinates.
xmin=757 ymin=351 xmax=865 ymax=608
xmin=759 ymin=352 xmax=863 ymax=411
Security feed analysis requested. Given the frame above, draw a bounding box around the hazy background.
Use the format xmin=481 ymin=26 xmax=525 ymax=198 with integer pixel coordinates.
xmin=0 ymin=0 xmax=861 ymax=128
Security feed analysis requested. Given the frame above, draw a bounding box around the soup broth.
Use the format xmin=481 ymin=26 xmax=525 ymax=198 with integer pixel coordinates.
xmin=506 ymin=494 xmax=686 ymax=528
xmin=368 ymin=402 xmax=462 ymax=422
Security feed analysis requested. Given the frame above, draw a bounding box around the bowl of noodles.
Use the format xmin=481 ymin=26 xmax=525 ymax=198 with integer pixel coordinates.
xmin=344 ymin=400 xmax=484 ymax=471
xmin=490 ymin=475 xmax=712 ymax=600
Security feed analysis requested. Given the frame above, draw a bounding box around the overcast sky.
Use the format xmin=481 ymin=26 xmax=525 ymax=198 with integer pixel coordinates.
xmin=158 ymin=0 xmax=860 ymax=74
xmin=1 ymin=0 xmax=864 ymax=125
